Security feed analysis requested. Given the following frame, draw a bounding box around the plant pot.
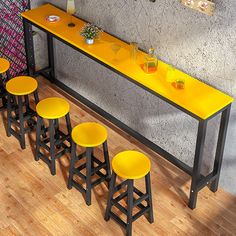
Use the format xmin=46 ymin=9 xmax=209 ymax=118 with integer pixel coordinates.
xmin=86 ymin=38 xmax=94 ymax=45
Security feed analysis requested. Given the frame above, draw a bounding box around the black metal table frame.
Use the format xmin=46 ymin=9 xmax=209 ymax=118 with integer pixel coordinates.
xmin=22 ymin=14 xmax=232 ymax=209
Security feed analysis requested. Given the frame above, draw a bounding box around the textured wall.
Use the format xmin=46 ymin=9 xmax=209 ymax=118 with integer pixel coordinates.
xmin=31 ymin=0 xmax=236 ymax=194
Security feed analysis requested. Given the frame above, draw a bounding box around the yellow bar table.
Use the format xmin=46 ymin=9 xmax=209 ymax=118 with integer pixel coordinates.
xmin=21 ymin=4 xmax=233 ymax=209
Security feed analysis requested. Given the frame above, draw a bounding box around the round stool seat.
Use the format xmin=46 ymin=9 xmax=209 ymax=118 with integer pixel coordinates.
xmin=72 ymin=122 xmax=108 ymax=147
xmin=112 ymin=150 xmax=151 ymax=179
xmin=36 ymin=97 xmax=70 ymax=119
xmin=0 ymin=58 xmax=10 ymax=73
xmin=6 ymin=76 xmax=38 ymax=96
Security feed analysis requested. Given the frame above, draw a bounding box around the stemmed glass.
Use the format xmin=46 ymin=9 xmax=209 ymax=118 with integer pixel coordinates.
xmin=67 ymin=0 xmax=76 ymax=27
xmin=111 ymin=43 xmax=121 ymax=62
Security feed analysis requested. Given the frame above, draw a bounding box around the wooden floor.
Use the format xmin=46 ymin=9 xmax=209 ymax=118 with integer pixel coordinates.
xmin=0 ymin=77 xmax=236 ymax=236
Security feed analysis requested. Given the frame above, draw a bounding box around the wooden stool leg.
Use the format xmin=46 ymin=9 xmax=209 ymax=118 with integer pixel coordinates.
xmin=85 ymin=147 xmax=93 ymax=206
xmin=104 ymin=172 xmax=117 ymax=221
xmin=103 ymin=141 xmax=111 ymax=182
xmin=68 ymin=141 xmax=76 ymax=189
xmin=127 ymin=179 xmax=134 ymax=236
xmin=145 ymin=173 xmax=154 ymax=223
xmin=18 ymin=96 xmax=26 ymax=149
xmin=49 ymin=119 xmax=56 ymax=175
xmin=35 ymin=116 xmax=42 ymax=161
xmin=6 ymin=94 xmax=12 ymax=137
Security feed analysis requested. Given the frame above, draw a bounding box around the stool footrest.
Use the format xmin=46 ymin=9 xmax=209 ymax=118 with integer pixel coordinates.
xmin=133 ymin=187 xmax=143 ymax=196
xmin=132 ymin=206 xmax=150 ymax=222
xmin=111 ymin=200 xmax=127 ymax=214
xmin=91 ymin=162 xmax=107 ymax=175
xmin=74 ymin=165 xmax=87 ymax=180
xmin=133 ymin=194 xmax=149 ymax=208
xmin=109 ymin=211 xmax=127 ymax=229
xmin=114 ymin=180 xmax=129 ymax=193
xmin=91 ymin=174 xmax=107 ymax=188
xmin=9 ymin=128 xmax=21 ymax=140
xmin=39 ymin=140 xmax=50 ymax=152
xmin=114 ymin=191 xmax=128 ymax=203
xmin=71 ymin=180 xmax=86 ymax=194
xmin=55 ymin=130 xmax=70 ymax=145
xmin=38 ymin=152 xmax=52 ymax=166
xmin=55 ymin=148 xmax=70 ymax=159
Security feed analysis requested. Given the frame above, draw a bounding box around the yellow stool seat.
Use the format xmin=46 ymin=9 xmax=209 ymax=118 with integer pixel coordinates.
xmin=112 ymin=150 xmax=151 ymax=179
xmin=0 ymin=58 xmax=10 ymax=73
xmin=72 ymin=122 xmax=108 ymax=147
xmin=36 ymin=97 xmax=70 ymax=119
xmin=6 ymin=76 xmax=38 ymax=96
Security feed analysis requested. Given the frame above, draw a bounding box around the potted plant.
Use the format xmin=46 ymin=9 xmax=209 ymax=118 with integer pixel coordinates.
xmin=80 ymin=23 xmax=102 ymax=45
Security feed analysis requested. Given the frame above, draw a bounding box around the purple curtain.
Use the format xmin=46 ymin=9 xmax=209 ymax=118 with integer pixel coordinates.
xmin=0 ymin=0 xmax=29 ymax=77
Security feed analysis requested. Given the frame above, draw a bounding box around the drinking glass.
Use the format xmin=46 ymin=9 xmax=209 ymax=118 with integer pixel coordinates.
xmin=174 ymin=78 xmax=185 ymax=89
xmin=130 ymin=42 xmax=138 ymax=62
xmin=111 ymin=43 xmax=121 ymax=62
xmin=67 ymin=0 xmax=76 ymax=27
xmin=166 ymin=65 xmax=175 ymax=82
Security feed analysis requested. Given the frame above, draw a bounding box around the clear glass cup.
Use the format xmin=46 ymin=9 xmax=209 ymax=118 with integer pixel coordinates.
xmin=174 ymin=78 xmax=185 ymax=89
xmin=166 ymin=65 xmax=175 ymax=82
xmin=111 ymin=43 xmax=121 ymax=62
xmin=130 ymin=42 xmax=138 ymax=62
xmin=67 ymin=0 xmax=76 ymax=27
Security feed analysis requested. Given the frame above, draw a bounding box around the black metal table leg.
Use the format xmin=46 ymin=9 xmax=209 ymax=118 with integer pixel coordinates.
xmin=47 ymin=33 xmax=55 ymax=82
xmin=23 ymin=18 xmax=35 ymax=76
xmin=188 ymin=120 xmax=208 ymax=209
xmin=210 ymin=105 xmax=231 ymax=192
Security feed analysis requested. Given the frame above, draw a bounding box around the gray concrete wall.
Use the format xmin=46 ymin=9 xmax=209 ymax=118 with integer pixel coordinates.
xmin=31 ymin=0 xmax=236 ymax=194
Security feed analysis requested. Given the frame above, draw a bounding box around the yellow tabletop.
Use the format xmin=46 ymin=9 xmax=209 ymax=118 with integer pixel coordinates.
xmin=21 ymin=4 xmax=234 ymax=120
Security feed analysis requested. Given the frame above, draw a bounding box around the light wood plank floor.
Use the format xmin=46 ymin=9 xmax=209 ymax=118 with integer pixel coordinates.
xmin=0 ymin=77 xmax=235 ymax=236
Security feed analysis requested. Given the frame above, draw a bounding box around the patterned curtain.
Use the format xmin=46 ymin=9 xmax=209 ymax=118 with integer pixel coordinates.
xmin=0 ymin=0 xmax=30 ymax=77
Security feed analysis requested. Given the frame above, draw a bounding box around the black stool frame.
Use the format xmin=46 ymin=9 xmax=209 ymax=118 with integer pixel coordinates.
xmin=0 ymin=69 xmax=10 ymax=110
xmin=6 ymin=91 xmax=39 ymax=149
xmin=35 ymin=113 xmax=72 ymax=175
xmin=105 ymin=172 xmax=154 ymax=236
xmin=68 ymin=140 xmax=111 ymax=206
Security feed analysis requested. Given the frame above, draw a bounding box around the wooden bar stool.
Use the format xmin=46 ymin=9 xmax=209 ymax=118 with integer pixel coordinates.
xmin=0 ymin=58 xmax=10 ymax=110
xmin=105 ymin=150 xmax=154 ymax=236
xmin=67 ymin=122 xmax=111 ymax=206
xmin=35 ymin=97 xmax=72 ymax=175
xmin=6 ymin=76 xmax=39 ymax=149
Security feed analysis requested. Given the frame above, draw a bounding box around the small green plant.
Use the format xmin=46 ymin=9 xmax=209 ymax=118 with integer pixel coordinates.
xmin=80 ymin=23 xmax=102 ymax=39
